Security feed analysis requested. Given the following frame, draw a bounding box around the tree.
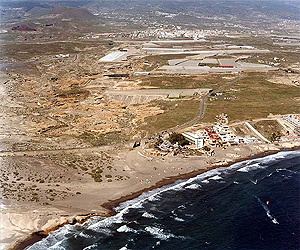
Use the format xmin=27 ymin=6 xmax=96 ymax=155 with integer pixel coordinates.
xmin=270 ymin=132 xmax=281 ymax=142
xmin=168 ymin=133 xmax=189 ymax=146
xmin=202 ymin=145 xmax=210 ymax=151
xmin=154 ymin=138 xmax=163 ymax=148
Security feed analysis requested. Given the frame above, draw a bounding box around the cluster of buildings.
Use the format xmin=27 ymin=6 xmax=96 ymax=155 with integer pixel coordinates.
xmin=282 ymin=114 xmax=300 ymax=135
xmin=182 ymin=124 xmax=261 ymax=150
xmin=149 ymin=115 xmax=300 ymax=158
xmin=182 ymin=125 xmax=238 ymax=149
xmin=81 ymin=27 xmax=242 ymax=41
xmin=130 ymin=28 xmax=224 ymax=40
xmin=180 ymin=114 xmax=261 ymax=150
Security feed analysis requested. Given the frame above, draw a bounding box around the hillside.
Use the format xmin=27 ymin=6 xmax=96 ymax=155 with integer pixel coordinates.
xmin=47 ymin=6 xmax=96 ymax=21
xmin=86 ymin=0 xmax=300 ymax=20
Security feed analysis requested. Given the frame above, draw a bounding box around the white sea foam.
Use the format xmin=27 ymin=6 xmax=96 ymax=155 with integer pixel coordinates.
xmin=83 ymin=227 xmax=111 ymax=237
xmin=185 ymin=213 xmax=194 ymax=218
xmin=28 ymin=226 xmax=73 ymax=250
xmin=258 ymin=150 xmax=300 ymax=164
xmin=83 ymin=244 xmax=98 ymax=250
xmin=48 ymin=240 xmax=68 ymax=250
xmin=147 ymin=195 xmax=161 ymax=201
xmin=119 ymin=244 xmax=130 ymax=250
xmin=255 ymin=196 xmax=279 ymax=225
xmin=277 ymin=168 xmax=297 ymax=174
xmin=267 ymin=211 xmax=279 ymax=225
xmin=209 ymin=175 xmax=223 ymax=180
xmin=29 ymin=150 xmax=298 ymax=249
xmin=174 ymin=216 xmax=185 ymax=222
xmin=250 ymin=179 xmax=258 ymax=185
xmin=116 ymin=151 xmax=299 ymax=212
xmin=78 ymin=232 xmax=94 ymax=239
xmin=114 ymin=164 xmax=237 ymax=212
xmin=185 ymin=183 xmax=201 ymax=189
xmin=201 ymin=180 xmax=209 ymax=184
xmin=142 ymin=212 xmax=157 ymax=219
xmin=88 ymin=213 xmax=124 ymax=231
xmin=237 ymin=163 xmax=265 ymax=173
xmin=145 ymin=226 xmax=176 ymax=240
xmin=117 ymin=225 xmax=137 ymax=233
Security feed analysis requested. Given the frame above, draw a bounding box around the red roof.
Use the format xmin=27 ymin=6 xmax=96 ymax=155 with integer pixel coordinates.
xmin=219 ymin=65 xmax=234 ymax=68
xmin=205 ymin=127 xmax=222 ymax=141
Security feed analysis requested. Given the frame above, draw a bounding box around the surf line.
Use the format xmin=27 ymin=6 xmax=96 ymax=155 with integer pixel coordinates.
xmin=254 ymin=196 xmax=279 ymax=225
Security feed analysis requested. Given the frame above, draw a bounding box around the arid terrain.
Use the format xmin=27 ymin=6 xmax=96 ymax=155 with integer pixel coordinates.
xmin=0 ymin=0 xmax=299 ymax=249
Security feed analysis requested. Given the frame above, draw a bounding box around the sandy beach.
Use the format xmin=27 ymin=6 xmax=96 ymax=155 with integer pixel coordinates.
xmin=1 ymin=140 xmax=299 ymax=250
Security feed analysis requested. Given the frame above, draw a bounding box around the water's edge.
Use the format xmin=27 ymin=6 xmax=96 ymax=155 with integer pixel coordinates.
xmin=11 ymin=145 xmax=300 ymax=250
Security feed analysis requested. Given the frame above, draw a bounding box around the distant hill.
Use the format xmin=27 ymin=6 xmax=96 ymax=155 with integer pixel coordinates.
xmin=0 ymin=1 xmax=50 ymax=11
xmin=5 ymin=4 xmax=98 ymax=35
xmin=24 ymin=6 xmax=50 ymax=18
xmin=86 ymin=0 xmax=300 ymax=20
xmin=45 ymin=6 xmax=96 ymax=21
xmin=11 ymin=24 xmax=37 ymax=32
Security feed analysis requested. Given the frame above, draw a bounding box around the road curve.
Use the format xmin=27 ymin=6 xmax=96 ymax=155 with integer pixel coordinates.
xmin=171 ymin=76 xmax=245 ymax=132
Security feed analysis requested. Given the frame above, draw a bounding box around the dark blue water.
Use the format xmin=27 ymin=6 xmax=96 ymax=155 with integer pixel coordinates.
xmin=28 ymin=150 xmax=300 ymax=250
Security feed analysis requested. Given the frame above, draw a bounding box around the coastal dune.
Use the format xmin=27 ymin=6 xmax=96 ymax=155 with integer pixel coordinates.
xmin=1 ymin=140 xmax=299 ymax=250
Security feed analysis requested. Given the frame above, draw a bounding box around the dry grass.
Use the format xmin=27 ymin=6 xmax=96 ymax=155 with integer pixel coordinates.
xmin=138 ymin=74 xmax=228 ymax=89
xmin=78 ymin=131 xmax=129 ymax=146
xmin=202 ymin=73 xmax=299 ymax=123
xmin=2 ymin=40 xmax=108 ymax=60
xmin=140 ymin=98 xmax=201 ymax=135
xmin=141 ymin=54 xmax=192 ymax=71
xmin=252 ymin=120 xmax=284 ymax=140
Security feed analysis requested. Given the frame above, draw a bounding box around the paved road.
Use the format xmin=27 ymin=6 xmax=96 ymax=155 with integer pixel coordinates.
xmin=171 ymin=76 xmax=245 ymax=132
xmin=73 ymin=54 xmax=78 ymax=62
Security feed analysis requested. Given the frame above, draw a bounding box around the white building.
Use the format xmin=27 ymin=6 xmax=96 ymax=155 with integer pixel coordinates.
xmin=134 ymin=72 xmax=150 ymax=77
xmin=283 ymin=114 xmax=300 ymax=128
xmin=282 ymin=114 xmax=300 ymax=135
xmin=213 ymin=125 xmax=236 ymax=144
xmin=182 ymin=131 xmax=207 ymax=149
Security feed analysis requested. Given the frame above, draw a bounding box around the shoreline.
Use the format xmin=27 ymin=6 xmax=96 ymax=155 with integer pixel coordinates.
xmin=102 ymin=145 xmax=299 ymax=211
xmin=11 ymin=212 xmax=112 ymax=250
xmin=10 ymin=143 xmax=300 ymax=250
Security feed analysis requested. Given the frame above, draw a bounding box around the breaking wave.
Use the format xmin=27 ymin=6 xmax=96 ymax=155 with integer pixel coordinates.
xmin=173 ymin=216 xmax=185 ymax=222
xmin=144 ymin=226 xmax=178 ymax=240
xmin=185 ymin=183 xmax=201 ymax=189
xmin=117 ymin=225 xmax=137 ymax=233
xmin=142 ymin=212 xmax=157 ymax=219
xmin=28 ymin=150 xmax=300 ymax=250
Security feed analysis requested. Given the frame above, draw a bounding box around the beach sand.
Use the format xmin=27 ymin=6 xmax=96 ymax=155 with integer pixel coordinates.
xmin=1 ymin=140 xmax=299 ymax=250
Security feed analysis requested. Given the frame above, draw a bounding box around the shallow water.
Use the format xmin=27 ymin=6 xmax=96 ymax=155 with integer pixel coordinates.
xmin=28 ymin=150 xmax=300 ymax=250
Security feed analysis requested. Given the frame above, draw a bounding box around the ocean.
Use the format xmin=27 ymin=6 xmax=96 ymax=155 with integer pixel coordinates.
xmin=27 ymin=150 xmax=300 ymax=250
